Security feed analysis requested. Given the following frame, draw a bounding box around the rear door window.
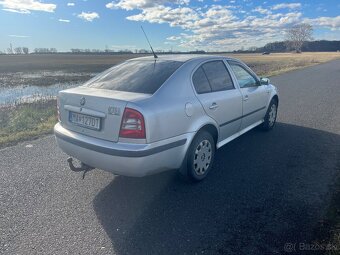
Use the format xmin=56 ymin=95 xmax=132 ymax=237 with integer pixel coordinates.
xmin=192 ymin=60 xmax=235 ymax=94
xmin=84 ymin=60 xmax=183 ymax=94
xmin=202 ymin=61 xmax=234 ymax=92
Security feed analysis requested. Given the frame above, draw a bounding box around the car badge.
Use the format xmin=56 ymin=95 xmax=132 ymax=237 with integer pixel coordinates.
xmin=80 ymin=97 xmax=86 ymax=106
xmin=108 ymin=106 xmax=120 ymax=116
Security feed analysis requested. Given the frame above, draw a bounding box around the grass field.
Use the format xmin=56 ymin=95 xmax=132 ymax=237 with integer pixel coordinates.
xmin=1 ymin=52 xmax=340 ymax=149
xmin=1 ymin=52 xmax=339 ymax=78
xmin=232 ymin=52 xmax=340 ymax=76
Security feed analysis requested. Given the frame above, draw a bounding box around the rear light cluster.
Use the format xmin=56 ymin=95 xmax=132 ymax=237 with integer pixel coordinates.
xmin=119 ymin=108 xmax=146 ymax=139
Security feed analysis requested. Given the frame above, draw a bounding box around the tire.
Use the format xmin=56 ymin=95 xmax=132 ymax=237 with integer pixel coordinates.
xmin=183 ymin=131 xmax=215 ymax=182
xmin=260 ymin=98 xmax=278 ymax=131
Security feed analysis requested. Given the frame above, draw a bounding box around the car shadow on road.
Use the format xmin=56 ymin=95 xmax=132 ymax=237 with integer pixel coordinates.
xmin=93 ymin=122 xmax=340 ymax=255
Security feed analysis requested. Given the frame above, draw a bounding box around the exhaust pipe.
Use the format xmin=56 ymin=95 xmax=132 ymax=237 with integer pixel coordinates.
xmin=67 ymin=157 xmax=94 ymax=179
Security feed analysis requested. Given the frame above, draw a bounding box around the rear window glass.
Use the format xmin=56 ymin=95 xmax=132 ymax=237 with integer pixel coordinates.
xmin=83 ymin=60 xmax=183 ymax=94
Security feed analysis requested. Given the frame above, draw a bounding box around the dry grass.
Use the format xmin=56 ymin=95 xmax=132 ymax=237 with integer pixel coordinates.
xmin=0 ymin=100 xmax=57 ymax=148
xmin=2 ymin=52 xmax=339 ymax=77
xmin=226 ymin=52 xmax=340 ymax=77
xmin=0 ymin=52 xmax=339 ymax=80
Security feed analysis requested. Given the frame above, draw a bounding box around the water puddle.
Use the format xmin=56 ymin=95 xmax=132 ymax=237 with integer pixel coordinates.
xmin=0 ymin=82 xmax=83 ymax=106
xmin=0 ymin=70 xmax=97 ymax=106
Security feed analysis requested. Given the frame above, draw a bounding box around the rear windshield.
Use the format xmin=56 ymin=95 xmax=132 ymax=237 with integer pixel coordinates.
xmin=83 ymin=59 xmax=183 ymax=94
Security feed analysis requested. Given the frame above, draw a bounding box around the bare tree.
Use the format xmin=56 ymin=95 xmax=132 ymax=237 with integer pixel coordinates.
xmin=7 ymin=43 xmax=13 ymax=54
xmin=34 ymin=48 xmax=58 ymax=54
xmin=14 ymin=47 xmax=23 ymax=54
xmin=285 ymin=23 xmax=313 ymax=53
xmin=50 ymin=48 xmax=57 ymax=53
xmin=22 ymin=47 xmax=29 ymax=54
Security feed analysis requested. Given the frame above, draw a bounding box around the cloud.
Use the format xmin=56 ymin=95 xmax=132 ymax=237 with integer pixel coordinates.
xmin=67 ymin=2 xmax=75 ymax=6
xmin=304 ymin=16 xmax=340 ymax=30
xmin=8 ymin=34 xmax=30 ymax=38
xmin=272 ymin=3 xmax=301 ymax=10
xmin=0 ymin=0 xmax=56 ymax=13
xmin=106 ymin=2 xmax=115 ymax=9
xmin=2 ymin=8 xmax=30 ymax=13
xmin=77 ymin=11 xmax=99 ymax=22
xmin=106 ymin=0 xmax=190 ymax=10
xmin=167 ymin=35 xmax=182 ymax=41
xmin=127 ymin=5 xmax=199 ymax=28
xmin=59 ymin=18 xmax=70 ymax=23
xmin=253 ymin=6 xmax=271 ymax=15
xmin=111 ymin=0 xmax=336 ymax=51
xmin=118 ymin=3 xmax=303 ymax=50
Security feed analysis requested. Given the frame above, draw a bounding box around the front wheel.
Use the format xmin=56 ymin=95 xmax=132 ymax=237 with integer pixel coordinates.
xmin=260 ymin=99 xmax=278 ymax=131
xmin=184 ymin=131 xmax=215 ymax=182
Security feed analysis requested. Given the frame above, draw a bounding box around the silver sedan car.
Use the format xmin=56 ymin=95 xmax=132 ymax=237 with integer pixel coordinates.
xmin=54 ymin=55 xmax=279 ymax=181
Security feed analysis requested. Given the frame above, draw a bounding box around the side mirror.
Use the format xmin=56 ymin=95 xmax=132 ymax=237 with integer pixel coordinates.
xmin=260 ymin=77 xmax=270 ymax=85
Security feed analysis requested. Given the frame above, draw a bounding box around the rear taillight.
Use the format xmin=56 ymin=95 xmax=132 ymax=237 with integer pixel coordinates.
xmin=119 ymin=108 xmax=146 ymax=139
xmin=57 ymin=97 xmax=60 ymax=122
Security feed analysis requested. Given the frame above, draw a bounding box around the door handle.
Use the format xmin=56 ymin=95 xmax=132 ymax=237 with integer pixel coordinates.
xmin=209 ymin=103 xmax=219 ymax=110
xmin=243 ymin=95 xmax=249 ymax=101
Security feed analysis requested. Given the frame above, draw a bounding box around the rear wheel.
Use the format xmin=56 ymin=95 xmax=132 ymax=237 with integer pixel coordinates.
xmin=184 ymin=131 xmax=215 ymax=182
xmin=260 ymin=99 xmax=278 ymax=131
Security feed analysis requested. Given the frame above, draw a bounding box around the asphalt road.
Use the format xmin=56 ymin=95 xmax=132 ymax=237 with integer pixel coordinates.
xmin=1 ymin=60 xmax=340 ymax=255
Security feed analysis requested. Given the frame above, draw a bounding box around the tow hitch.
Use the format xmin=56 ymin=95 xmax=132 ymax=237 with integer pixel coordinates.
xmin=67 ymin=157 xmax=94 ymax=179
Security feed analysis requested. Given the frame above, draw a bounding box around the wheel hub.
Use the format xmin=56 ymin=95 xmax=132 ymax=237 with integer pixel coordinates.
xmin=193 ymin=140 xmax=212 ymax=175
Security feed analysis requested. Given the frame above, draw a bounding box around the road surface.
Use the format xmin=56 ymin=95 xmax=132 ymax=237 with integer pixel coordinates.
xmin=1 ymin=60 xmax=340 ymax=255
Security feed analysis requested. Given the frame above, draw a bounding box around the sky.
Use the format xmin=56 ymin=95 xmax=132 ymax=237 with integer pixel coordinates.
xmin=0 ymin=0 xmax=339 ymax=52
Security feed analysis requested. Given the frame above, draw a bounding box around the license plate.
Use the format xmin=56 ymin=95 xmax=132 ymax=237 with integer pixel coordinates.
xmin=69 ymin=112 xmax=101 ymax=130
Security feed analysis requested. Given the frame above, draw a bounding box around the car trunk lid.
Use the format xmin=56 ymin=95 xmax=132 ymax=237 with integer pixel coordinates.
xmin=58 ymin=86 xmax=151 ymax=142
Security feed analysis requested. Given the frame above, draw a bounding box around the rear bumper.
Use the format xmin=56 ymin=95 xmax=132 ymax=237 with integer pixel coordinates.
xmin=54 ymin=123 xmax=193 ymax=177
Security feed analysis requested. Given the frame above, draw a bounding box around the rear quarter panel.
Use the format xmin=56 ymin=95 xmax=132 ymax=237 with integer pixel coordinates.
xmin=128 ymin=61 xmax=219 ymax=144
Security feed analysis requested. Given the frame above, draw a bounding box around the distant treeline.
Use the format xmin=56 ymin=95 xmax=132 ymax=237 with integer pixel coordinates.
xmin=236 ymin=40 xmax=340 ymax=53
xmin=0 ymin=48 xmax=207 ymax=55
xmin=1 ymin=40 xmax=339 ymax=55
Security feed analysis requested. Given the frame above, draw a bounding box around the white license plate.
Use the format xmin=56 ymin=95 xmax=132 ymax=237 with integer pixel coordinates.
xmin=69 ymin=112 xmax=101 ymax=130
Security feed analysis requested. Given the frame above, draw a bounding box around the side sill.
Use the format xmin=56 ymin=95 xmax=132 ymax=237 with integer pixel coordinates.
xmin=216 ymin=120 xmax=264 ymax=149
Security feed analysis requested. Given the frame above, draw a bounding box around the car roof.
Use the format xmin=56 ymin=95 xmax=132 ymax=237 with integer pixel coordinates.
xmin=127 ymin=54 xmax=240 ymax=63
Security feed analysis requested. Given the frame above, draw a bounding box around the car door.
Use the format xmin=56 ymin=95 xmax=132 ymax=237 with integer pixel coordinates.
xmin=192 ymin=60 xmax=243 ymax=142
xmin=227 ymin=61 xmax=269 ymax=130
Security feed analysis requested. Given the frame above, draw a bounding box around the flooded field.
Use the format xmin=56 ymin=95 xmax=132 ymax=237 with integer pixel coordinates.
xmin=1 ymin=52 xmax=339 ymax=106
xmin=0 ymin=71 xmax=95 ymax=106
xmin=0 ymin=53 xmax=140 ymax=106
xmin=0 ymin=81 xmax=83 ymax=106
xmin=0 ymin=71 xmax=95 ymax=105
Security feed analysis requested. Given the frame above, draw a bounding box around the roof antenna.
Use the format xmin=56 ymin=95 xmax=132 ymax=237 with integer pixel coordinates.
xmin=141 ymin=25 xmax=158 ymax=59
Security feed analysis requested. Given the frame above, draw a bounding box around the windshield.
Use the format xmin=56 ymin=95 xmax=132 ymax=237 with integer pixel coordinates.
xmin=83 ymin=59 xmax=183 ymax=94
